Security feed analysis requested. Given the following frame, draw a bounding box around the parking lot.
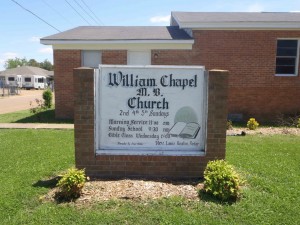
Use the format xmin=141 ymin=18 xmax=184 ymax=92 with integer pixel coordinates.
xmin=0 ymin=90 xmax=46 ymax=114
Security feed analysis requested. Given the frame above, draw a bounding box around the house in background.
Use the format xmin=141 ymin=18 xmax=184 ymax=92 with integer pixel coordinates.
xmin=41 ymin=12 xmax=300 ymax=122
xmin=0 ymin=66 xmax=53 ymax=89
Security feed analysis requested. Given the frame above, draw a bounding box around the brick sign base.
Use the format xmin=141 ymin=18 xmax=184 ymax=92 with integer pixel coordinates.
xmin=73 ymin=68 xmax=228 ymax=178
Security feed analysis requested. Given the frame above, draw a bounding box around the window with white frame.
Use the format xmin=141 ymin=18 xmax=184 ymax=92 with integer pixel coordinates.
xmin=127 ymin=50 xmax=151 ymax=65
xmin=82 ymin=50 xmax=102 ymax=68
xmin=276 ymin=40 xmax=299 ymax=76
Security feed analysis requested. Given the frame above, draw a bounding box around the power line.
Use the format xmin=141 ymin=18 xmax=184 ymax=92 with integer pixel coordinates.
xmin=41 ymin=0 xmax=74 ymax=26
xmin=80 ymin=0 xmax=104 ymax=25
xmin=65 ymin=0 xmax=91 ymax=25
xmin=73 ymin=0 xmax=99 ymax=25
xmin=10 ymin=0 xmax=61 ymax=32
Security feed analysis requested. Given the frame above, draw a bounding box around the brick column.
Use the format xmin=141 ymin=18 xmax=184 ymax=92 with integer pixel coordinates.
xmin=54 ymin=50 xmax=81 ymax=119
xmin=73 ymin=68 xmax=229 ymax=178
xmin=73 ymin=67 xmax=95 ymax=169
xmin=206 ymin=70 xmax=229 ymax=160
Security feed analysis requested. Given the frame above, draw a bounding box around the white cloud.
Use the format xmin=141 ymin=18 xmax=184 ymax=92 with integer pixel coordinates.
xmin=0 ymin=59 xmax=4 ymax=67
xmin=150 ymin=15 xmax=171 ymax=23
xmin=247 ymin=3 xmax=264 ymax=12
xmin=3 ymin=52 xmax=19 ymax=59
xmin=29 ymin=36 xmax=41 ymax=42
xmin=39 ymin=47 xmax=53 ymax=54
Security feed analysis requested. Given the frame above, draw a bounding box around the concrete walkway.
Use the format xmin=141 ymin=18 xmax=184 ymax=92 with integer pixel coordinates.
xmin=0 ymin=123 xmax=74 ymax=129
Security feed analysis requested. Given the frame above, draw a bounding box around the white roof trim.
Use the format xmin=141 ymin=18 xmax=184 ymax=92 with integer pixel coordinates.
xmin=50 ymin=42 xmax=193 ymax=50
xmin=177 ymin=22 xmax=300 ymax=29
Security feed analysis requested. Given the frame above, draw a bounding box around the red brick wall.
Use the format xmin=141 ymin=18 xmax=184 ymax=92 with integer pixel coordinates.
xmin=102 ymin=50 xmax=127 ymax=64
xmin=73 ymin=68 xmax=228 ymax=178
xmin=55 ymin=30 xmax=300 ymax=121
xmin=152 ymin=30 xmax=300 ymax=121
xmin=54 ymin=50 xmax=81 ymax=119
xmin=54 ymin=50 xmax=127 ymax=119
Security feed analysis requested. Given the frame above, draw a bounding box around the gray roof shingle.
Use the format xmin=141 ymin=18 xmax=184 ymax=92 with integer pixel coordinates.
xmin=0 ymin=66 xmax=53 ymax=76
xmin=41 ymin=26 xmax=192 ymax=41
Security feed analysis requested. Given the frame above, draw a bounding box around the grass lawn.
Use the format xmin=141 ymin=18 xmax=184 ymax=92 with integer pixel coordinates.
xmin=0 ymin=109 xmax=73 ymax=124
xmin=0 ymin=130 xmax=299 ymax=224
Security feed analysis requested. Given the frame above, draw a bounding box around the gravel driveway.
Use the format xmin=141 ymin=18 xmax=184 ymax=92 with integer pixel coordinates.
xmin=0 ymin=90 xmax=45 ymax=114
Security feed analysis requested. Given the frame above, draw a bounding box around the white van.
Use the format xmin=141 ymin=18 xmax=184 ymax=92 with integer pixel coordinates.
xmin=6 ymin=75 xmax=22 ymax=87
xmin=22 ymin=75 xmax=46 ymax=89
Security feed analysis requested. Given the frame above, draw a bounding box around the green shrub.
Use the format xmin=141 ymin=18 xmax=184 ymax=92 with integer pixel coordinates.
xmin=57 ymin=168 xmax=86 ymax=200
xmin=227 ymin=120 xmax=233 ymax=130
xmin=203 ymin=160 xmax=242 ymax=201
xmin=42 ymin=89 xmax=53 ymax=108
xmin=247 ymin=118 xmax=259 ymax=130
xmin=29 ymin=99 xmax=47 ymax=122
xmin=275 ymin=113 xmax=300 ymax=127
xmin=297 ymin=118 xmax=300 ymax=128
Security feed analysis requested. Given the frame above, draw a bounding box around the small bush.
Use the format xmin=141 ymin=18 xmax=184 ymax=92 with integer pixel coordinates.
xmin=227 ymin=120 xmax=233 ymax=130
xmin=56 ymin=168 xmax=87 ymax=200
xmin=247 ymin=118 xmax=259 ymax=130
xmin=203 ymin=160 xmax=242 ymax=201
xmin=297 ymin=118 xmax=300 ymax=128
xmin=276 ymin=113 xmax=299 ymax=127
xmin=43 ymin=89 xmax=53 ymax=108
xmin=29 ymin=99 xmax=47 ymax=121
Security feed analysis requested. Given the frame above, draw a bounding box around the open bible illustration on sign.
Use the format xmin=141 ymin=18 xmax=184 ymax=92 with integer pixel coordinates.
xmin=168 ymin=106 xmax=201 ymax=139
xmin=168 ymin=122 xmax=200 ymax=139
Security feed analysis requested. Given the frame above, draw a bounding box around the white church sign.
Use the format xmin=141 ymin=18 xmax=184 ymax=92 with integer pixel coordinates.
xmin=95 ymin=65 xmax=208 ymax=156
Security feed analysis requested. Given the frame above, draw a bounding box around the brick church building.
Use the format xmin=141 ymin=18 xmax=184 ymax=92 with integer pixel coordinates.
xmin=41 ymin=12 xmax=300 ymax=122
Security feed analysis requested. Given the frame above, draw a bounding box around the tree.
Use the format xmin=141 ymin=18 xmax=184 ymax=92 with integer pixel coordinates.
xmin=4 ymin=57 xmax=27 ymax=69
xmin=4 ymin=57 xmax=53 ymax=71
xmin=28 ymin=59 xmax=39 ymax=67
xmin=39 ymin=59 xmax=54 ymax=71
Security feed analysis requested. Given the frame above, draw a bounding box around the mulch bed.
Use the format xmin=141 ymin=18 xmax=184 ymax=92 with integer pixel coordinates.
xmin=41 ymin=179 xmax=203 ymax=206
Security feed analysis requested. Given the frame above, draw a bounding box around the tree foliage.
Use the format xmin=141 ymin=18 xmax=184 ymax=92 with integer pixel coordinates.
xmin=39 ymin=59 xmax=53 ymax=71
xmin=4 ymin=57 xmax=27 ymax=69
xmin=4 ymin=57 xmax=53 ymax=71
xmin=28 ymin=59 xmax=39 ymax=67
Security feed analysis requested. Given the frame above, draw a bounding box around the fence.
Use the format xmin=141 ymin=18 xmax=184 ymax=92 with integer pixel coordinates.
xmin=0 ymin=85 xmax=21 ymax=97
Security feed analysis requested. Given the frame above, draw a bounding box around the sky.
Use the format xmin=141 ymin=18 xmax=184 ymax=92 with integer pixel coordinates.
xmin=1 ymin=0 xmax=300 ymax=71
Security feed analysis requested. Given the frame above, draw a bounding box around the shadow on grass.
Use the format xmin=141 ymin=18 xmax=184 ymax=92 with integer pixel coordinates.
xmin=32 ymin=176 xmax=62 ymax=189
xmin=33 ymin=176 xmax=82 ymax=203
xmin=198 ymin=189 xmax=238 ymax=205
xmin=14 ymin=109 xmax=73 ymax=124
xmin=33 ymin=176 xmax=80 ymax=204
xmin=54 ymin=191 xmax=81 ymax=203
